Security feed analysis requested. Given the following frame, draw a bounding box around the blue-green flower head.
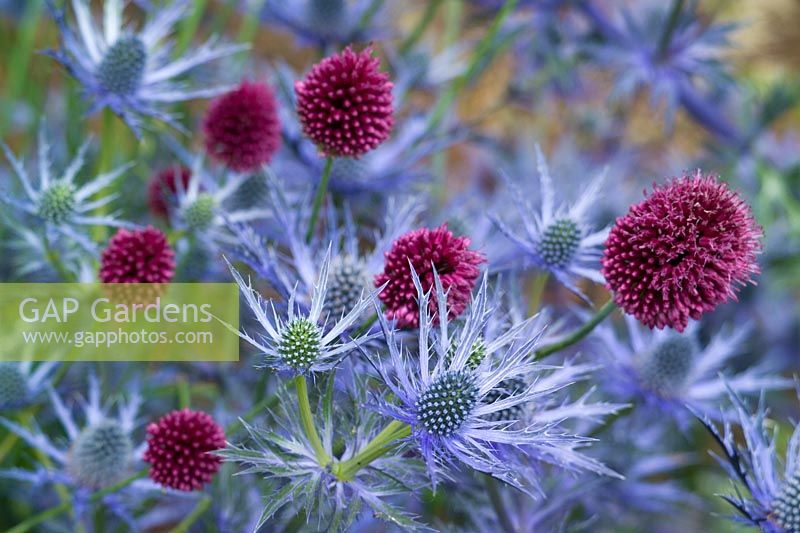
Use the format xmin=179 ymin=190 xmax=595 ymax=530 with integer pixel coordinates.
xmin=416 ymin=370 xmax=479 ymax=437
xmin=639 ymin=335 xmax=695 ymax=394
xmin=37 ymin=181 xmax=77 ymax=223
xmin=0 ymin=363 xmax=29 ymax=410
xmin=68 ymin=420 xmax=133 ymax=488
xmin=98 ymin=35 xmax=147 ymax=95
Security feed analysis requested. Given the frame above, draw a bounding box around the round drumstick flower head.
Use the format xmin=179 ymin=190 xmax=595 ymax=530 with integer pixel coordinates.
xmin=99 ymin=226 xmax=176 ymax=283
xmin=375 ymin=225 xmax=484 ymax=328
xmin=203 ymin=81 xmax=281 ymax=172
xmin=602 ymin=171 xmax=761 ymax=331
xmin=295 ymin=45 xmax=394 ymax=157
xmin=143 ymin=409 xmax=226 ymax=492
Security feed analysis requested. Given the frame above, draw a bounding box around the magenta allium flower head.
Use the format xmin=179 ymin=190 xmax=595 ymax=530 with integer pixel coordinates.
xmin=143 ymin=409 xmax=226 ymax=492
xmin=295 ymin=45 xmax=394 ymax=158
xmin=602 ymin=171 xmax=761 ymax=331
xmin=99 ymin=227 xmax=176 ymax=283
xmin=375 ymin=225 xmax=485 ymax=329
xmin=147 ymin=165 xmax=191 ymax=218
xmin=203 ymin=81 xmax=282 ymax=172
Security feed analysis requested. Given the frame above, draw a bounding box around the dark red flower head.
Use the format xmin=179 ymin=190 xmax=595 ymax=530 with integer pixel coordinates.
xmin=203 ymin=81 xmax=281 ymax=172
xmin=375 ymin=225 xmax=485 ymax=329
xmin=143 ymin=409 xmax=226 ymax=492
xmin=295 ymin=45 xmax=394 ymax=158
xmin=147 ymin=165 xmax=191 ymax=218
xmin=99 ymin=226 xmax=175 ymax=283
xmin=601 ymin=171 xmax=761 ymax=331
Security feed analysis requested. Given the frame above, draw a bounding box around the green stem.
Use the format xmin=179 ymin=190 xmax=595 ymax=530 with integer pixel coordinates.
xmin=427 ymin=0 xmax=518 ymax=133
xmin=399 ymin=0 xmax=443 ymax=54
xmin=8 ymin=470 xmax=147 ymax=533
xmin=43 ymin=235 xmax=74 ymax=282
xmin=528 ymin=273 xmax=549 ymax=314
xmin=305 ymin=156 xmax=334 ymax=243
xmin=169 ymin=495 xmax=211 ymax=533
xmin=485 ymin=475 xmax=515 ymax=533
xmin=178 ymin=378 xmax=191 ymax=409
xmin=353 ymin=313 xmax=378 ymax=337
xmin=294 ymin=375 xmax=330 ymax=466
xmin=334 ymin=420 xmax=410 ymax=480
xmin=533 ymin=299 xmax=617 ymax=360
xmin=657 ymin=0 xmax=686 ymax=58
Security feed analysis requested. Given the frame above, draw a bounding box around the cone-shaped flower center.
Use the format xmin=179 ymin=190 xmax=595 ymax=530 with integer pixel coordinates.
xmin=484 ymin=377 xmax=527 ymax=422
xmin=773 ymin=471 xmax=800 ymax=532
xmin=98 ymin=36 xmax=147 ymax=95
xmin=69 ymin=421 xmax=132 ymax=488
xmin=416 ymin=370 xmax=479 ymax=437
xmin=540 ymin=218 xmax=581 ymax=268
xmin=38 ymin=181 xmax=76 ymax=223
xmin=446 ymin=337 xmax=487 ymax=371
xmin=639 ymin=336 xmax=694 ymax=394
xmin=183 ymin=193 xmax=216 ymax=231
xmin=279 ymin=318 xmax=322 ymax=370
xmin=0 ymin=363 xmax=29 ymax=410
xmin=324 ymin=258 xmax=367 ymax=319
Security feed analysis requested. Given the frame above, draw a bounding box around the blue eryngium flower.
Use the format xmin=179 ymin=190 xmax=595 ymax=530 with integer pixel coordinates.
xmin=592 ymin=315 xmax=792 ymax=429
xmin=218 ymin=371 xmax=429 ymax=531
xmin=47 ymin=0 xmax=247 ymax=135
xmin=491 ymin=144 xmax=608 ymax=298
xmin=258 ymin=0 xmax=387 ymax=49
xmin=0 ymin=375 xmax=153 ymax=529
xmin=0 ymin=361 xmax=58 ymax=411
xmin=227 ymin=169 xmax=419 ymax=317
xmin=697 ymin=387 xmax=800 ymax=532
xmin=1 ymin=126 xmax=133 ymax=254
xmin=225 ymin=251 xmax=381 ymax=376
xmin=367 ymin=270 xmax=622 ymax=493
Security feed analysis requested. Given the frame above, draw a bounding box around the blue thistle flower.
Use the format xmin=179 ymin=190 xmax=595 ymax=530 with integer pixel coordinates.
xmin=0 ymin=361 xmax=57 ymax=411
xmin=0 ymin=375 xmax=154 ymax=528
xmin=579 ymin=0 xmax=742 ymax=143
xmin=366 ymin=270 xmax=622 ymax=493
xmin=592 ymin=315 xmax=792 ymax=428
xmin=46 ymin=0 xmax=248 ymax=135
xmin=258 ymin=0 xmax=387 ymax=49
xmin=218 ymin=371 xmax=429 ymax=530
xmin=226 ymin=169 xmax=419 ymax=316
xmin=490 ymin=144 xmax=609 ymax=297
xmin=0 ymin=126 xmax=134 ymax=260
xmin=225 ymin=250 xmax=381 ymax=376
xmin=697 ymin=387 xmax=800 ymax=532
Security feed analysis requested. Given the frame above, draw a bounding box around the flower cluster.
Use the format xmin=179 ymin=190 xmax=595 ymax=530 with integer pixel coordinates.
xmin=0 ymin=1 xmax=795 ymax=532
